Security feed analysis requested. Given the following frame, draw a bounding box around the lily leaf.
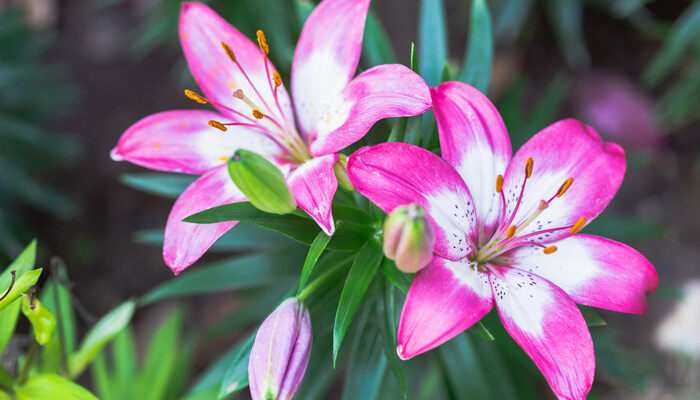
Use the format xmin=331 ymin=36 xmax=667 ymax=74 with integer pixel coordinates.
xmin=418 ymin=0 xmax=447 ymax=86
xmin=460 ymin=0 xmax=493 ymax=93
xmin=15 ymin=374 xmax=98 ymax=400
xmin=297 ymin=231 xmax=332 ymax=296
xmin=0 ymin=241 xmax=36 ymax=354
xmin=68 ymin=300 xmax=136 ymax=378
xmin=0 ymin=268 xmax=42 ymax=312
xmin=217 ymin=333 xmax=256 ymax=399
xmin=333 ymin=240 xmax=383 ymax=365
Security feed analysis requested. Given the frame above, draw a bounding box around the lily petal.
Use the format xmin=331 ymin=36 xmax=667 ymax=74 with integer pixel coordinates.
xmin=291 ymin=0 xmax=371 ymax=146
xmin=287 ymin=154 xmax=339 ymax=235
xmin=490 ymin=266 xmax=594 ymax=400
xmin=502 ymin=119 xmax=625 ymax=244
xmin=180 ymin=2 xmax=294 ymax=127
xmin=307 ymin=64 xmax=431 ymax=156
xmin=348 ymin=143 xmax=478 ymax=260
xmin=431 ymin=82 xmax=511 ymax=234
xmin=397 ymin=256 xmax=493 ymax=360
xmin=508 ymin=234 xmax=658 ymax=314
xmin=164 ymin=165 xmax=244 ymax=274
xmin=111 ymin=110 xmax=283 ymax=174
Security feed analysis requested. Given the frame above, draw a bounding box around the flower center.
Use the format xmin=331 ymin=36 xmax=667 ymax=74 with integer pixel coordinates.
xmin=471 ymin=157 xmax=583 ymax=268
xmin=184 ymin=30 xmax=311 ymax=164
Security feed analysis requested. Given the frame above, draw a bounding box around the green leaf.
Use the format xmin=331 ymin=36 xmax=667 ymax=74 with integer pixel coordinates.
xmin=0 ymin=240 xmax=36 ymax=353
xmin=134 ymin=307 xmax=184 ymax=400
xmin=642 ymin=1 xmax=700 ymax=86
xmin=460 ymin=0 xmax=493 ymax=93
xmin=184 ymin=333 xmax=255 ymax=399
xmin=363 ymin=10 xmax=397 ymax=65
xmin=91 ymin=353 xmax=114 ymax=400
xmin=68 ymin=300 xmax=136 ymax=378
xmin=494 ymin=0 xmax=535 ymax=44
xmin=419 ymin=0 xmax=448 ymax=86
xmin=133 ymin=222 xmax=294 ymax=252
xmin=341 ymin=305 xmax=387 ymax=400
xmin=465 ymin=321 xmax=495 ymax=341
xmin=294 ymin=0 xmax=314 ymax=26
xmin=119 ymin=173 xmax=195 ymax=198
xmin=378 ymin=281 xmax=406 ymax=398
xmin=438 ymin=334 xmax=491 ymax=399
xmin=183 ymin=202 xmax=320 ymax=245
xmin=0 ymin=268 xmax=42 ymax=311
xmin=140 ymin=249 xmax=304 ymax=305
xmin=112 ymin=327 xmax=138 ymax=397
xmin=579 ymin=305 xmax=606 ymax=327
xmin=40 ymin=263 xmax=78 ymax=366
xmin=333 ymin=240 xmax=383 ymax=365
xmin=584 ymin=214 xmax=666 ymax=242
xmin=543 ymin=0 xmax=589 ymax=69
xmin=388 ymin=43 xmax=423 ymax=145
xmin=297 ymin=231 xmax=332 ymax=296
xmin=15 ymin=373 xmax=98 ymax=400
xmin=217 ymin=332 xmax=256 ymax=399
xmin=380 ymin=258 xmax=413 ymax=294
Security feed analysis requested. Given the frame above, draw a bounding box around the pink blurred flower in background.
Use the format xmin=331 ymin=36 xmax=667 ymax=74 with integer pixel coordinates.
xmin=571 ymin=71 xmax=663 ymax=151
xmin=110 ymin=0 xmax=430 ymax=274
xmin=348 ymin=81 xmax=658 ymax=400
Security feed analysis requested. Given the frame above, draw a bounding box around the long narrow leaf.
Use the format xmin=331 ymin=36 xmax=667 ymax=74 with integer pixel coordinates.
xmin=332 ymin=240 xmax=383 ymax=364
xmin=460 ymin=0 xmax=493 ymax=93
xmin=0 ymin=241 xmax=36 ymax=354
xmin=419 ymin=0 xmax=448 ymax=86
xmin=297 ymin=231 xmax=332 ymax=296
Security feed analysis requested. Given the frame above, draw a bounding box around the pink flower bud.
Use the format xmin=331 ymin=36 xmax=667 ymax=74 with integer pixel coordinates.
xmin=248 ymin=298 xmax=312 ymax=400
xmin=571 ymin=71 xmax=663 ymax=151
xmin=383 ymin=203 xmax=435 ymax=273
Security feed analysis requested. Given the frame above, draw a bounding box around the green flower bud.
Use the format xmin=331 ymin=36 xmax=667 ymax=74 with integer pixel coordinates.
xmin=22 ymin=294 xmax=56 ymax=345
xmin=228 ymin=150 xmax=297 ymax=215
xmin=334 ymin=154 xmax=354 ymax=191
xmin=383 ymin=203 xmax=435 ymax=273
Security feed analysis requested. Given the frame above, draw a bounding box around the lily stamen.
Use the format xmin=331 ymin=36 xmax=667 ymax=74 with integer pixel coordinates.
xmin=184 ymin=89 xmax=256 ymax=123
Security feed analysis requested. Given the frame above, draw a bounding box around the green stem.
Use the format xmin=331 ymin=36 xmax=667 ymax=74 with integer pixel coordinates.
xmin=18 ymin=341 xmax=37 ymax=384
xmin=0 ymin=366 xmax=15 ymax=391
xmin=297 ymin=261 xmax=350 ymax=302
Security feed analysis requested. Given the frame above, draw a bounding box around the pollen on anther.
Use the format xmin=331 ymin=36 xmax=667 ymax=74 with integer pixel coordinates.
xmin=208 ymin=120 xmax=227 ymax=131
xmin=496 ymin=175 xmax=504 ymax=193
xmin=272 ymin=72 xmax=282 ymax=88
xmin=232 ymin=89 xmax=245 ymax=99
xmin=525 ymin=157 xmax=534 ymax=178
xmin=543 ymin=246 xmax=557 ymax=254
xmin=556 ymin=178 xmax=574 ymax=197
xmin=506 ymin=225 xmax=516 ymax=239
xmin=569 ymin=217 xmax=587 ymax=234
xmin=252 ymin=109 xmax=264 ymax=119
xmin=220 ymin=42 xmax=236 ymax=62
xmin=184 ymin=89 xmax=207 ymax=104
xmin=256 ymin=30 xmax=269 ymax=55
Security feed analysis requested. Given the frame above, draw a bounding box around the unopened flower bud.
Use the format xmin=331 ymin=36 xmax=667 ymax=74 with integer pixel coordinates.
xmin=383 ymin=203 xmax=435 ymax=273
xmin=228 ymin=150 xmax=297 ymax=215
xmin=334 ymin=154 xmax=354 ymax=191
xmin=249 ymin=298 xmax=312 ymax=400
xmin=21 ymin=295 xmax=56 ymax=345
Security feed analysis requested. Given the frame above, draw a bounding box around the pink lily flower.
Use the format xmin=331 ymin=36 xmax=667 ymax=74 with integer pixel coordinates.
xmin=110 ymin=0 xmax=431 ymax=274
xmin=347 ymin=81 xmax=658 ymax=400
